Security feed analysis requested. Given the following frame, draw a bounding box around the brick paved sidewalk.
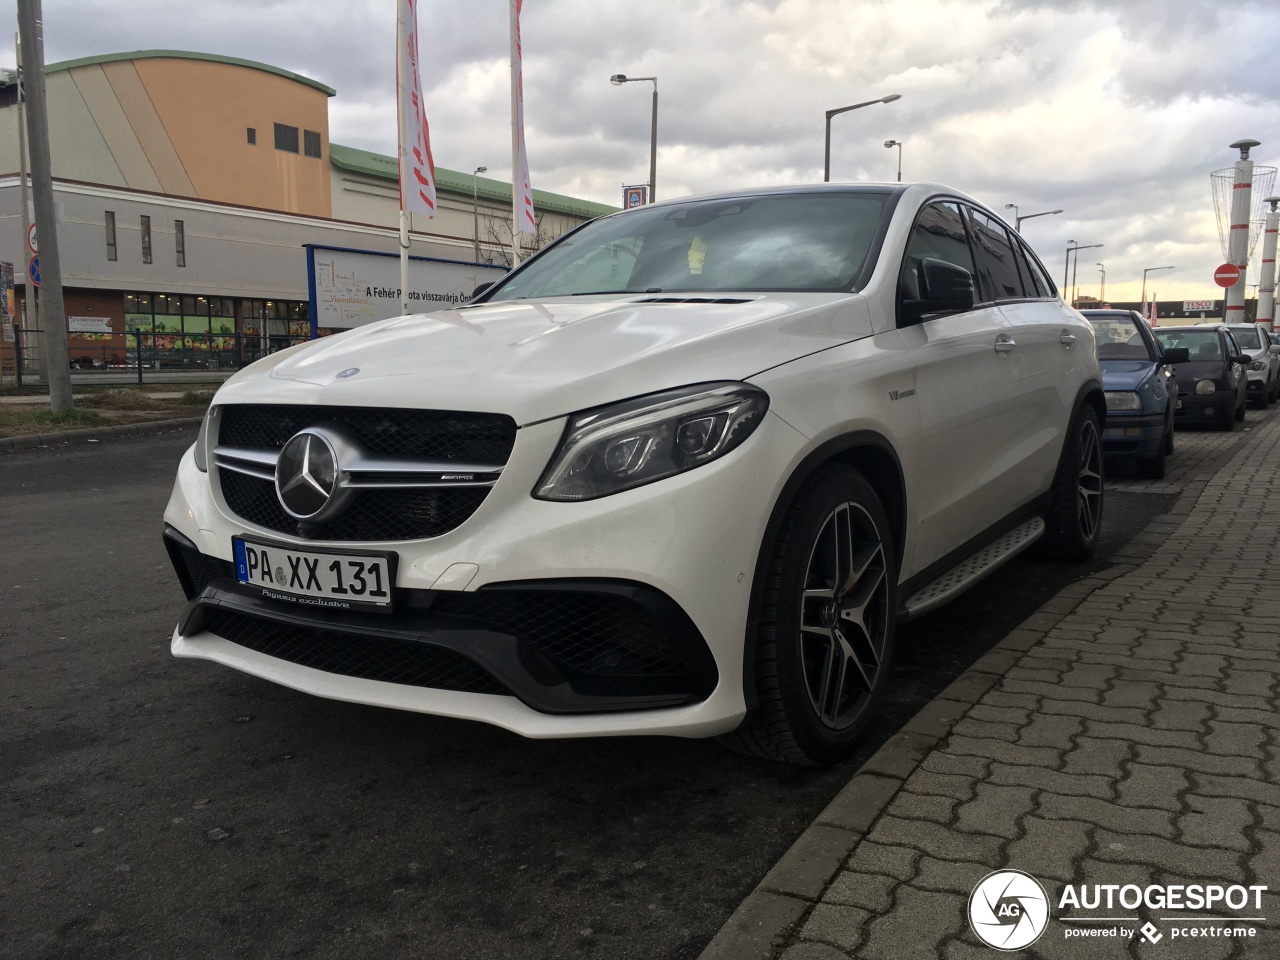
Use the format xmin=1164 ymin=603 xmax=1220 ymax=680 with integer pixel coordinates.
xmin=704 ymin=412 xmax=1280 ymax=960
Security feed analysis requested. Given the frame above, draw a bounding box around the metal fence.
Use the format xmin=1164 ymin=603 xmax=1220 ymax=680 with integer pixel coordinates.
xmin=5 ymin=328 xmax=312 ymax=386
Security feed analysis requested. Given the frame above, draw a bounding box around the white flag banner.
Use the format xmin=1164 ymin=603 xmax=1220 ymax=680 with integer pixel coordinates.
xmin=398 ymin=0 xmax=437 ymax=218
xmin=510 ymin=0 xmax=536 ymax=235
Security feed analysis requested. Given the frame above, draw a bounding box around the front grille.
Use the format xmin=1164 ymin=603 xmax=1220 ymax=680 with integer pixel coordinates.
xmin=203 ymin=608 xmax=512 ymax=696
xmin=219 ymin=405 xmax=517 ymax=463
xmin=216 ymin=404 xmax=515 ymax=541
xmin=219 ymin=471 xmax=491 ymax=541
xmin=433 ymin=590 xmax=691 ymax=681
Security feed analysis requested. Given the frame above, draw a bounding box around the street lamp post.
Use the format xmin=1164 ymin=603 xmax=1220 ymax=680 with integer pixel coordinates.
xmin=1004 ymin=203 xmax=1063 ymax=233
xmin=471 ymin=165 xmax=487 ymax=263
xmin=1140 ymin=266 xmax=1176 ymax=309
xmin=1063 ymin=242 xmax=1103 ymax=307
xmin=1096 ymin=263 xmax=1106 ymax=304
xmin=883 ymin=140 xmax=902 ymax=182
xmin=610 ymin=74 xmax=658 ymax=203
xmin=823 ymin=94 xmax=901 ymax=182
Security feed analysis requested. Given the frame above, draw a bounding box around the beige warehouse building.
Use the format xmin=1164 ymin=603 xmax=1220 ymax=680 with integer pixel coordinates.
xmin=0 ymin=49 xmax=615 ymax=372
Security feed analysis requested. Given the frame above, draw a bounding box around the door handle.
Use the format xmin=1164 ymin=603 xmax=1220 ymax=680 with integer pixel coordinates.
xmin=1060 ymin=333 xmax=1077 ymax=346
xmin=994 ymin=336 xmax=1016 ymax=353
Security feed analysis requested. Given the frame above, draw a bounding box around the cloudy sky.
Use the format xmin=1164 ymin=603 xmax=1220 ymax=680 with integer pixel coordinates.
xmin=5 ymin=0 xmax=1280 ymax=302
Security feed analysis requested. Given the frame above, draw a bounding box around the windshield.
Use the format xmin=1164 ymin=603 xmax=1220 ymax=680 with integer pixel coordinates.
xmin=1155 ymin=329 xmax=1222 ymax=361
xmin=1086 ymin=315 xmax=1155 ymax=361
xmin=1229 ymin=327 xmax=1261 ymax=349
xmin=486 ymin=193 xmax=891 ymax=300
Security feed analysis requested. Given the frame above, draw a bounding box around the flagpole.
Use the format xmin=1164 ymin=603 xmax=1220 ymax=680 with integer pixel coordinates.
xmin=396 ymin=0 xmax=411 ymax=313
xmin=509 ymin=0 xmax=522 ymax=268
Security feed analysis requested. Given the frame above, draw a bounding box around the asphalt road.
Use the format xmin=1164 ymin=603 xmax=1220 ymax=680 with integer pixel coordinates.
xmin=1 ymin=428 xmax=1172 ymax=960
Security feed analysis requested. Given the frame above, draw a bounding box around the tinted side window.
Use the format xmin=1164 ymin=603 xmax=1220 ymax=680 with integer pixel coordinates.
xmin=1008 ymin=235 xmax=1051 ymax=298
xmin=965 ymin=208 xmax=1027 ymax=302
xmin=1020 ymin=243 xmax=1057 ymax=298
xmin=899 ymin=201 xmax=974 ymax=303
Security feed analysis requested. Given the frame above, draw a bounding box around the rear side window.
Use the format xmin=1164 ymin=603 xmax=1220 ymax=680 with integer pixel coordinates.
xmin=1017 ymin=239 xmax=1056 ymax=298
xmin=899 ymin=201 xmax=974 ymax=303
xmin=964 ymin=208 xmax=1026 ymax=302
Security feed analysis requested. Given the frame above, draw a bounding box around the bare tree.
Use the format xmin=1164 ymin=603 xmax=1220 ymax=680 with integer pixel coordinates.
xmin=479 ymin=211 xmax=563 ymax=268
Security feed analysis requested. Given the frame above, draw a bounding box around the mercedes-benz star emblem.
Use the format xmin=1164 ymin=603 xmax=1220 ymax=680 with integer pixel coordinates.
xmin=275 ymin=430 xmax=338 ymax=519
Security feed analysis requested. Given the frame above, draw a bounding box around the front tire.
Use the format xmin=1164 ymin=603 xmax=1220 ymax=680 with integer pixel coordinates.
xmin=725 ymin=465 xmax=897 ymax=765
xmin=1236 ymin=394 xmax=1247 ymax=421
xmin=1040 ymin=405 xmax=1104 ymax=562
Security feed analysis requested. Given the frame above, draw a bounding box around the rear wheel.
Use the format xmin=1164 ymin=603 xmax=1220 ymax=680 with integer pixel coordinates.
xmin=1040 ymin=405 xmax=1104 ymax=562
xmin=724 ymin=465 xmax=897 ymax=765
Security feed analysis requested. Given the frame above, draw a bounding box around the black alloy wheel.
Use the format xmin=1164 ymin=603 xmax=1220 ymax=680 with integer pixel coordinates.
xmin=1040 ymin=405 xmax=1104 ymax=561
xmin=725 ymin=465 xmax=896 ymax=765
xmin=797 ymin=501 xmax=891 ymax=732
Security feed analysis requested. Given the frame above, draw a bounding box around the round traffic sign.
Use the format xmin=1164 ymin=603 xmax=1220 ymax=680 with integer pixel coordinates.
xmin=28 ymin=255 xmax=40 ymax=287
xmin=1214 ymin=262 xmax=1241 ymax=288
xmin=26 ymin=222 xmax=37 ymax=255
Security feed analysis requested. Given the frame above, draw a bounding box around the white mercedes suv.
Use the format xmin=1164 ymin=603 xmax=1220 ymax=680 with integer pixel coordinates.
xmin=164 ymin=183 xmax=1105 ymax=764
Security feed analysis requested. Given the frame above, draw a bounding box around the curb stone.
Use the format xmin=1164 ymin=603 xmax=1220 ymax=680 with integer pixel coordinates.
xmin=697 ymin=491 xmax=1198 ymax=960
xmin=0 ymin=417 xmax=202 ymax=452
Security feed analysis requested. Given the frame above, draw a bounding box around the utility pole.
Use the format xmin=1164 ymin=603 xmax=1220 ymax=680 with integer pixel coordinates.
xmin=15 ymin=32 xmax=38 ymax=376
xmin=16 ymin=0 xmax=73 ymax=411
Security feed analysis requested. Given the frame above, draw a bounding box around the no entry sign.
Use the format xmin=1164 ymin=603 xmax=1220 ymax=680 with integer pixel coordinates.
xmin=1215 ymin=263 xmax=1242 ymax=288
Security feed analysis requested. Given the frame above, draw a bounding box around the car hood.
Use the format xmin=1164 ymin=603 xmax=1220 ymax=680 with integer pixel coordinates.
xmin=1167 ymin=359 xmax=1226 ymax=380
xmin=1098 ymin=359 xmax=1157 ymax=391
xmin=214 ymin=293 xmax=874 ymax=424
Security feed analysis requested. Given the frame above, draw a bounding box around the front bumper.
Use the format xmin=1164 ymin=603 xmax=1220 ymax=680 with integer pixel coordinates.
xmin=1174 ymin=391 xmax=1234 ymax=423
xmin=1101 ymin=412 xmax=1164 ymax=458
xmin=167 ymin=526 xmax=719 ymax=714
xmin=164 ymin=410 xmax=810 ymax=739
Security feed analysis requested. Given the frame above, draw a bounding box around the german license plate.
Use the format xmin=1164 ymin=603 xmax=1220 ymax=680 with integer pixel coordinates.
xmin=233 ymin=537 xmax=394 ymax=611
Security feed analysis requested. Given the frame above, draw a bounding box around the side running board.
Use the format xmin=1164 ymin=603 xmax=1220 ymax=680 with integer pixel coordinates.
xmin=902 ymin=517 xmax=1046 ymax=620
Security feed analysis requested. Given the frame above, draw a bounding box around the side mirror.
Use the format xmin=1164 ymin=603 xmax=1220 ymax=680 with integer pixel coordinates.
xmin=901 ymin=258 xmax=976 ymax=323
xmin=1162 ymin=347 xmax=1190 ymax=364
xmin=1232 ymin=354 xmax=1252 ymax=365
xmin=919 ymin=258 xmax=976 ymax=307
xmin=1270 ymin=344 xmax=1280 ymax=354
xmin=471 ymin=281 xmax=494 ymax=300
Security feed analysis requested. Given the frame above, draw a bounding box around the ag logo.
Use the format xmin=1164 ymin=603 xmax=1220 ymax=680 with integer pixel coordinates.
xmin=968 ymin=869 xmax=1049 ymax=951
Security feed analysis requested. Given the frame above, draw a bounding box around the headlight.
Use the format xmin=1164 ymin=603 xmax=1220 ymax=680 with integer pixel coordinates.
xmin=1195 ymin=379 xmax=1216 ymax=396
xmin=1103 ymin=391 xmax=1141 ymax=411
xmin=193 ymin=407 xmax=212 ymax=472
xmin=534 ymin=382 xmax=769 ymax=501
xmin=1250 ymin=360 xmax=1266 ymax=371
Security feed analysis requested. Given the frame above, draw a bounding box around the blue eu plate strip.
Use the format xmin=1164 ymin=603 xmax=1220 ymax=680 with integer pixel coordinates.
xmin=233 ymin=538 xmax=249 ymax=583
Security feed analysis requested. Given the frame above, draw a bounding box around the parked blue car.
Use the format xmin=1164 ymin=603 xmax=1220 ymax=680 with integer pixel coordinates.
xmin=1080 ymin=309 xmax=1187 ymax=479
